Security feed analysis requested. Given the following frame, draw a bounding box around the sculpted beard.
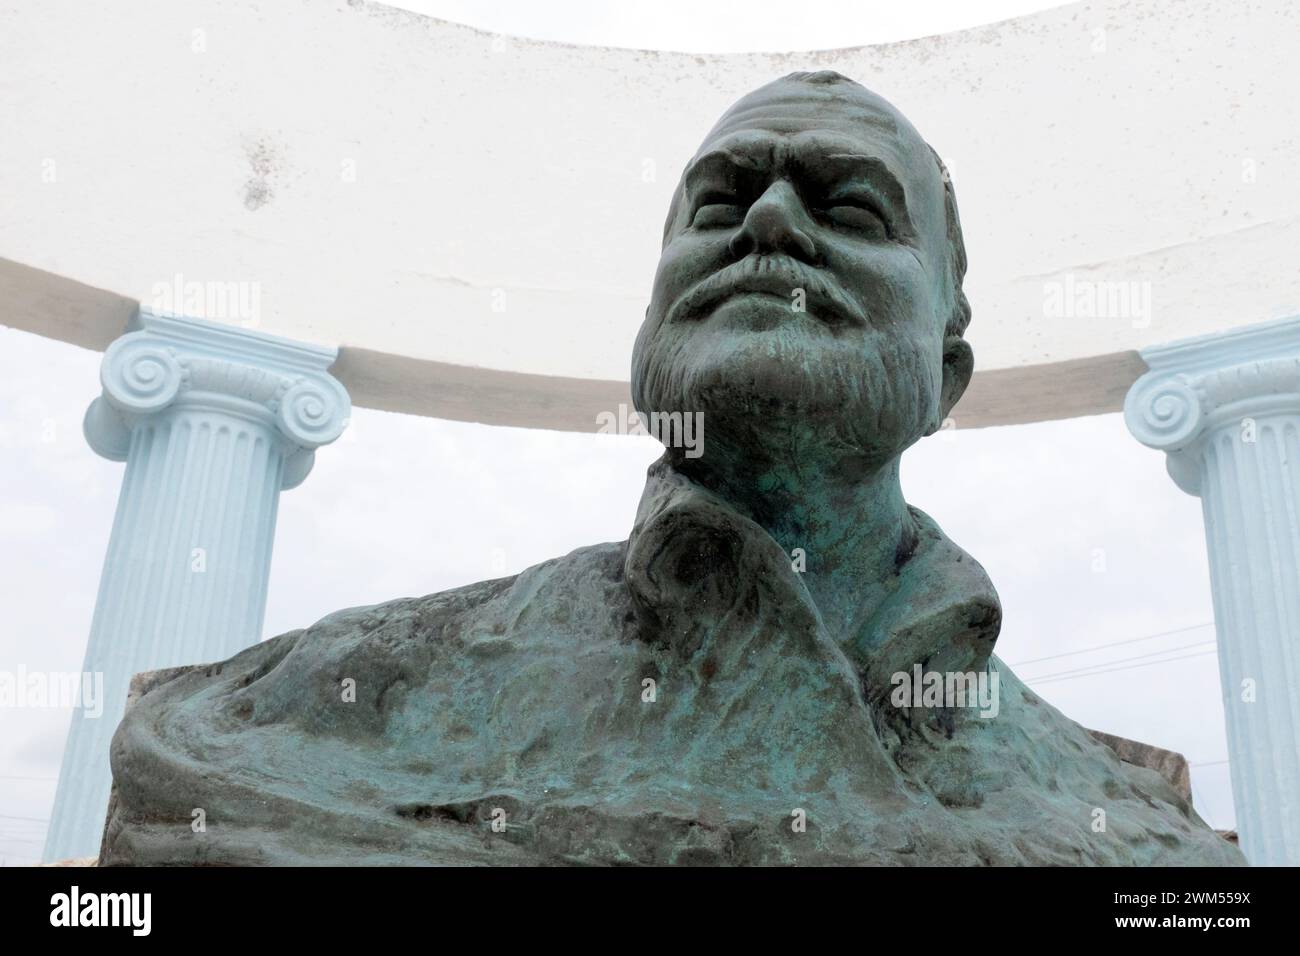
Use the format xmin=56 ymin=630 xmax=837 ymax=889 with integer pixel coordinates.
xmin=631 ymin=316 xmax=944 ymax=464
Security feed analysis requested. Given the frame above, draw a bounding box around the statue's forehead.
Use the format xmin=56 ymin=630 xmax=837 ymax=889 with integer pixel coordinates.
xmin=707 ymin=84 xmax=905 ymax=141
xmin=692 ymin=87 xmax=935 ymax=189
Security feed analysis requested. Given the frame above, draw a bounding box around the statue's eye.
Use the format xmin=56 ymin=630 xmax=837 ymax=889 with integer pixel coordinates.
xmin=691 ymin=189 xmax=743 ymax=228
xmin=691 ymin=193 xmax=744 ymax=228
xmin=821 ymin=200 xmax=891 ymax=239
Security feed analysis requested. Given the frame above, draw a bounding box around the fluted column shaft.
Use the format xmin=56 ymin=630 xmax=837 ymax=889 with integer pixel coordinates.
xmin=1125 ymin=315 xmax=1300 ymax=866
xmin=43 ymin=312 xmax=350 ymax=861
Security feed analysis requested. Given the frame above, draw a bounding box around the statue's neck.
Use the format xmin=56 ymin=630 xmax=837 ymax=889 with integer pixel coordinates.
xmin=673 ymin=450 xmax=915 ymax=640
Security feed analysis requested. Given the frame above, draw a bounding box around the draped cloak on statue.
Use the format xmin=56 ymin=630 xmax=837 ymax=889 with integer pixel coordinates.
xmin=100 ymin=460 xmax=1242 ymax=866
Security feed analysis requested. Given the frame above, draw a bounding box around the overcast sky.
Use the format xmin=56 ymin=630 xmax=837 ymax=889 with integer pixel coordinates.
xmin=0 ymin=1 xmax=1237 ymax=864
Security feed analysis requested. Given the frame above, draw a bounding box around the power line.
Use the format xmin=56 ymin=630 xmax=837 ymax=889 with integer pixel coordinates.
xmin=1019 ymin=640 xmax=1217 ymax=683
xmin=0 ymin=813 xmax=49 ymax=824
xmin=1025 ymin=648 xmax=1219 ymax=686
xmin=1008 ymin=621 xmax=1215 ymax=667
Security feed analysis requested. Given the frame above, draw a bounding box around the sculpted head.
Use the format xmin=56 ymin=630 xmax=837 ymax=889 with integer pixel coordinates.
xmin=632 ymin=71 xmax=972 ymax=473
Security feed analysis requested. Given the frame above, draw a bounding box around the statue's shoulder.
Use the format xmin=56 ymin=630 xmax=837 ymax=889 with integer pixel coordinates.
xmin=118 ymin=538 xmax=634 ymax=715
xmin=878 ymin=655 xmax=1245 ymax=865
xmin=296 ymin=538 xmax=632 ymax=640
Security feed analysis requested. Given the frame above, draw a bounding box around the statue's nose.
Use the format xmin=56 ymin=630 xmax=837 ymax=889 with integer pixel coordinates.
xmin=729 ymin=180 xmax=817 ymax=261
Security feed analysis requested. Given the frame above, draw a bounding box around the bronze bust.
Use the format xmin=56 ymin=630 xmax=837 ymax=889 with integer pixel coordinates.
xmin=102 ymin=73 xmax=1240 ymax=866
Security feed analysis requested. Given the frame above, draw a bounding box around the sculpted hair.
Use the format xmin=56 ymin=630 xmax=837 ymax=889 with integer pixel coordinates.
xmin=926 ymin=143 xmax=972 ymax=340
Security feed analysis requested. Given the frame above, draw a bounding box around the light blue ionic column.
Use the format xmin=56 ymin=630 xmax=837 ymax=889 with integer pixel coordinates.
xmin=43 ymin=311 xmax=350 ymax=861
xmin=1125 ymin=315 xmax=1300 ymax=866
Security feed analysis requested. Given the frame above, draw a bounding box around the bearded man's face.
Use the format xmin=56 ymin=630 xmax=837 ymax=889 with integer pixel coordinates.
xmin=632 ymin=76 xmax=968 ymax=467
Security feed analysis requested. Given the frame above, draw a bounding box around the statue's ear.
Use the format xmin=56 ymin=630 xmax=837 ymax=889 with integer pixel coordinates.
xmin=938 ymin=334 xmax=973 ymax=420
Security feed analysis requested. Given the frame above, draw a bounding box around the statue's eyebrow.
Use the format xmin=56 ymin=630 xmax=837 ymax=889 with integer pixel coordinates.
xmin=682 ymin=146 xmax=766 ymax=191
xmin=807 ymin=152 xmax=915 ymax=234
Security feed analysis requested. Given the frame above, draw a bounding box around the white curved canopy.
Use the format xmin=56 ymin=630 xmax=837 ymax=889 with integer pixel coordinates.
xmin=2 ymin=0 xmax=1297 ymax=429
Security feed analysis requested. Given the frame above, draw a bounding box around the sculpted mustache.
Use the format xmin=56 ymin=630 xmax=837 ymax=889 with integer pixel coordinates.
xmin=667 ymin=254 xmax=866 ymax=326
